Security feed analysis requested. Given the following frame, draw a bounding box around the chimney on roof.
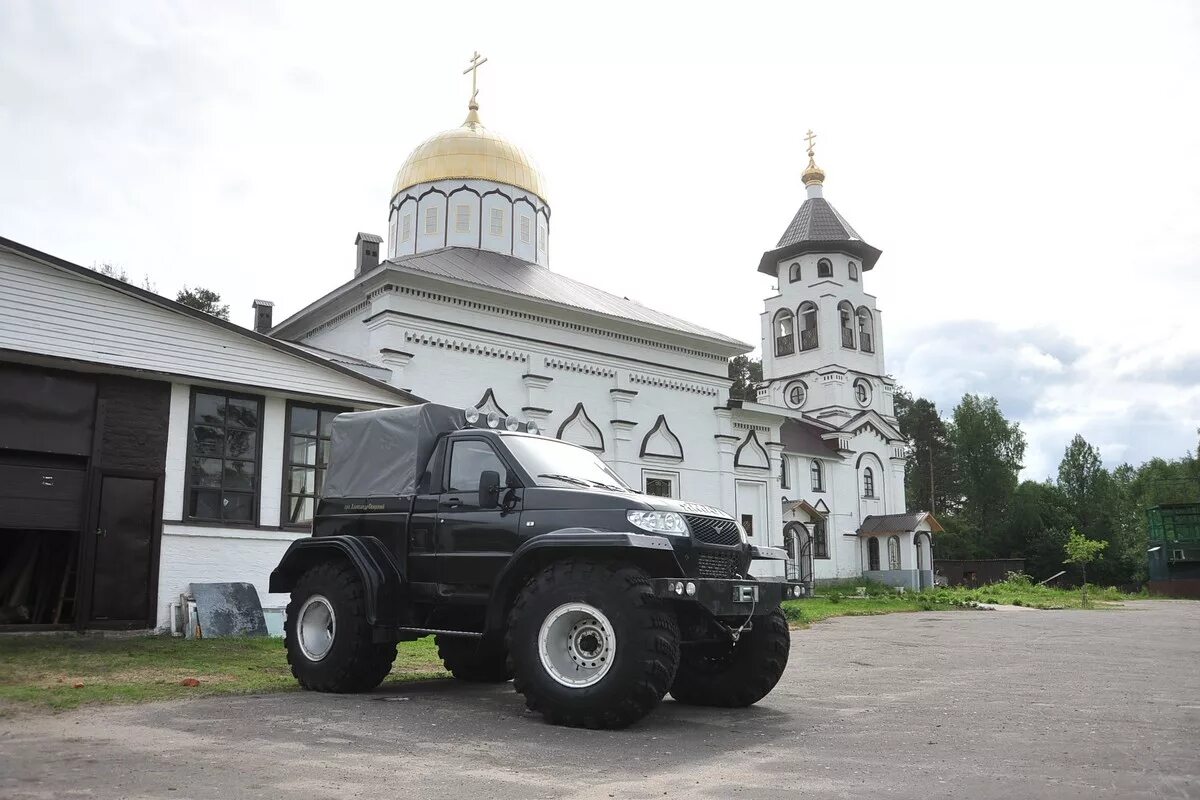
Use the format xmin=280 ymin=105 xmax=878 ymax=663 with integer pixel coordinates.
xmin=355 ymin=232 xmax=383 ymax=277
xmin=251 ymin=299 xmax=274 ymax=334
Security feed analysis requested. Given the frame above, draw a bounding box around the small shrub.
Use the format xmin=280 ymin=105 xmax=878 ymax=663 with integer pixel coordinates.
xmin=1012 ymin=598 xmax=1024 ymax=607
xmin=828 ymin=593 xmax=842 ymax=604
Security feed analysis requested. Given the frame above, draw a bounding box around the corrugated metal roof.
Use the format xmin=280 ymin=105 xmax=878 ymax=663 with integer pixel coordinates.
xmin=858 ymin=513 xmax=944 ymax=535
xmin=385 ymin=247 xmax=748 ymax=348
xmin=776 ymin=197 xmax=864 ymax=248
xmin=355 ymin=232 xmax=384 ymax=244
xmin=780 ymin=418 xmax=844 ymax=459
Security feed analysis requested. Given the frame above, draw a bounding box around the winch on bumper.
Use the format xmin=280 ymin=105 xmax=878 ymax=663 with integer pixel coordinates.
xmin=650 ymin=545 xmax=806 ymax=617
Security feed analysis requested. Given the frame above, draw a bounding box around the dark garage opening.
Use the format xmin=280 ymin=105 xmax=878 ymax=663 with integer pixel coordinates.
xmin=0 ymin=530 xmax=78 ymax=625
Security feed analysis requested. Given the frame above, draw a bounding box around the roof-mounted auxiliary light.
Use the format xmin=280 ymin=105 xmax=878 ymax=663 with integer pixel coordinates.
xmin=504 ymin=415 xmax=520 ymax=431
xmin=526 ymin=420 xmax=540 ymax=436
xmin=486 ymin=411 xmax=501 ymax=429
xmin=464 ymin=407 xmax=481 ymax=425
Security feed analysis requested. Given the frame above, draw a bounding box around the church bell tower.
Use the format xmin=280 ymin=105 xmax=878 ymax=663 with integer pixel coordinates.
xmin=755 ymin=132 xmax=894 ymax=426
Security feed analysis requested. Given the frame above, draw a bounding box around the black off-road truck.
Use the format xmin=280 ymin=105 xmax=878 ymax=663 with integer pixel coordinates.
xmin=270 ymin=404 xmax=804 ymax=729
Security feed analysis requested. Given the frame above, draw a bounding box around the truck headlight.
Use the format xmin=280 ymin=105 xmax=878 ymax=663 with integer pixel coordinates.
xmin=735 ymin=522 xmax=749 ymax=544
xmin=626 ymin=510 xmax=689 ymax=536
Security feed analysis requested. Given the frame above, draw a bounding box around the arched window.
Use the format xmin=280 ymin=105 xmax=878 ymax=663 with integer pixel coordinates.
xmin=838 ymin=301 xmax=856 ymax=348
xmin=810 ymin=459 xmax=824 ymax=492
xmin=798 ymin=301 xmax=819 ymax=351
xmin=780 ymin=456 xmax=790 ymax=490
xmin=849 ymin=261 xmax=859 ymax=281
xmin=888 ymin=536 xmax=901 ymax=570
xmin=856 ymin=307 xmax=874 ymax=353
xmin=817 ymin=258 xmax=833 ymax=278
xmin=789 ymin=262 xmax=801 ymax=282
xmin=813 ymin=519 xmax=828 ymax=559
xmin=862 ymin=466 xmax=875 ymax=498
xmin=867 ymin=537 xmax=881 ymax=571
xmin=774 ymin=309 xmax=795 ymax=356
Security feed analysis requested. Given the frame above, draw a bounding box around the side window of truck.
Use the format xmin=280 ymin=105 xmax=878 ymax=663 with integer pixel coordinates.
xmin=447 ymin=440 xmax=507 ymax=493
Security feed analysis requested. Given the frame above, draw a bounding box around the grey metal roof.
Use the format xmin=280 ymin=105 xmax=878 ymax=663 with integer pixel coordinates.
xmin=776 ymin=198 xmax=864 ymax=248
xmin=858 ymin=513 xmax=943 ymax=535
xmin=355 ymin=232 xmax=384 ymax=244
xmin=780 ymin=418 xmax=843 ymax=459
xmin=757 ymin=196 xmax=882 ymax=275
xmin=385 ymin=247 xmax=748 ymax=348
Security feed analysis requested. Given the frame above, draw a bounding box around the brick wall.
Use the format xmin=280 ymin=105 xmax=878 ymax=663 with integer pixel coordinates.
xmin=96 ymin=375 xmax=170 ymax=473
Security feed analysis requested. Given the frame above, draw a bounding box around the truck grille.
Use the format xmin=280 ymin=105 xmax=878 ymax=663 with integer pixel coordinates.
xmin=696 ymin=551 xmax=740 ymax=579
xmin=684 ymin=515 xmax=742 ymax=547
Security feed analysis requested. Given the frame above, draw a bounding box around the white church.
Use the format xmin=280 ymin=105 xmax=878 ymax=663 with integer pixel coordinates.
xmin=0 ymin=58 xmax=935 ymax=632
xmin=268 ymin=68 xmax=938 ymax=591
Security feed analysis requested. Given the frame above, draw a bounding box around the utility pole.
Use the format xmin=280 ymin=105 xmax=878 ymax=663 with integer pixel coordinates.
xmin=929 ymin=437 xmax=936 ymax=515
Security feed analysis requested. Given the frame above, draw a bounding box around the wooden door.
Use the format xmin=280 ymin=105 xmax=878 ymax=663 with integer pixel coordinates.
xmin=89 ymin=475 xmax=156 ymax=622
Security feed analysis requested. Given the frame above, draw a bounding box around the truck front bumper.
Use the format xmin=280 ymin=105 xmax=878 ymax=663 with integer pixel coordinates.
xmin=651 ymin=576 xmax=806 ymax=618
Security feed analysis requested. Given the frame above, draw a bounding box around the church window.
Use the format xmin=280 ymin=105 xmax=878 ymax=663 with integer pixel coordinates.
xmin=789 ymin=262 xmax=801 ymax=282
xmin=856 ymin=307 xmax=874 ymax=353
xmin=489 ymin=208 xmax=504 ymax=236
xmin=854 ymin=378 xmax=871 ymax=406
xmin=538 ymin=222 xmax=547 ymax=253
xmin=849 ymin=261 xmax=859 ymax=281
xmin=862 ymin=466 xmax=875 ymax=498
xmin=839 ymin=301 xmax=856 ymax=348
xmin=774 ymin=309 xmax=795 ymax=356
xmin=401 ymin=214 xmax=412 ymax=242
xmin=643 ymin=470 xmax=678 ymax=498
xmin=799 ymin=301 xmax=818 ymax=350
xmin=818 ymin=258 xmax=833 ymax=278
xmin=867 ymin=537 xmax=881 ymax=571
xmin=888 ymin=536 xmax=901 ymax=570
xmin=455 ymin=204 xmax=471 ymax=233
xmin=786 ymin=381 xmax=807 ymax=409
xmin=424 ymin=206 xmax=439 ymax=235
xmin=810 ymin=459 xmax=824 ymax=492
xmin=813 ymin=519 xmax=828 ymax=559
xmin=520 ymin=215 xmax=531 ymax=244
xmin=780 ymin=457 xmax=789 ymax=490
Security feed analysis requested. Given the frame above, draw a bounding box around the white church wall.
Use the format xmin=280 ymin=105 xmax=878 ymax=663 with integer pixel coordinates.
xmin=481 ymin=191 xmax=515 ymax=256
xmin=416 ymin=190 xmax=448 ymax=252
xmin=512 ymin=198 xmax=538 ymax=263
xmin=446 ymin=188 xmax=482 ymax=249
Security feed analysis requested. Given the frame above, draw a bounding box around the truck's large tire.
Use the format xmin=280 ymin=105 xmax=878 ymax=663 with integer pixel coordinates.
xmin=669 ymin=608 xmax=790 ymax=707
xmin=506 ymin=559 xmax=679 ymax=729
xmin=436 ymin=635 xmax=512 ymax=682
xmin=284 ymin=562 xmax=397 ymax=693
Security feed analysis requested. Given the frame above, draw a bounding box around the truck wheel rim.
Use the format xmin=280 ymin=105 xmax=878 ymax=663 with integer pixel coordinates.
xmin=297 ymin=595 xmax=336 ymax=662
xmin=538 ymin=602 xmax=616 ymax=688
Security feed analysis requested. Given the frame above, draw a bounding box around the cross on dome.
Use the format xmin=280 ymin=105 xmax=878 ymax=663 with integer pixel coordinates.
xmin=463 ymin=51 xmax=488 ymax=113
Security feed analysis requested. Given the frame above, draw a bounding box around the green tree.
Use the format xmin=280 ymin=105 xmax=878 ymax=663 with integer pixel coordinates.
xmin=727 ymin=356 xmax=762 ymax=401
xmin=176 ymin=286 xmax=230 ymax=320
xmin=949 ymin=394 xmax=1026 ymax=556
xmin=91 ymin=261 xmax=156 ymax=292
xmin=894 ymin=387 xmax=958 ymax=516
xmin=1002 ymin=480 xmax=1074 ymax=579
xmin=1063 ymin=528 xmax=1108 ymax=606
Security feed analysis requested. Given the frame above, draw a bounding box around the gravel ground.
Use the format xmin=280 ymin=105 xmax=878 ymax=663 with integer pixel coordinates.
xmin=1 ymin=600 xmax=1197 ymax=800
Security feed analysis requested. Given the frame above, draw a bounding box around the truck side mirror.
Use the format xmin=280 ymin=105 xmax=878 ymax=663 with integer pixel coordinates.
xmin=478 ymin=470 xmax=501 ymax=509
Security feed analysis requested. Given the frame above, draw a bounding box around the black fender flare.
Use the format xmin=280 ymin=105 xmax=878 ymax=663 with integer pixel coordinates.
xmin=269 ymin=536 xmax=403 ymax=627
xmin=483 ymin=528 xmax=684 ymax=636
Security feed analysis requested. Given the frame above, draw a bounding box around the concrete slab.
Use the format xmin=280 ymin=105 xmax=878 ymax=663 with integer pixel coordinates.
xmin=1 ymin=600 xmax=1196 ymax=799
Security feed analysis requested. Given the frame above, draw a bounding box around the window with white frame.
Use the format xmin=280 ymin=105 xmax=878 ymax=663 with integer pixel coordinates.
xmin=810 ymin=459 xmax=824 ymax=492
xmin=401 ymin=213 xmax=412 ymax=242
xmin=489 ymin=208 xmax=504 ymax=236
xmin=424 ymin=206 xmax=439 ymax=235
xmin=537 ymin=222 xmax=547 ymax=253
xmin=520 ymin=215 xmax=531 ymax=244
xmin=642 ymin=470 xmax=679 ymax=498
xmin=455 ymin=204 xmax=471 ymax=233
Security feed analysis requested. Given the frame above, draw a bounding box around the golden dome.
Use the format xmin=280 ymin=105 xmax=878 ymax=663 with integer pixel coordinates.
xmin=391 ymin=109 xmax=547 ymax=201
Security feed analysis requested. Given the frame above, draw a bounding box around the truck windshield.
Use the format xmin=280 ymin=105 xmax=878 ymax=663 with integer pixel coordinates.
xmin=502 ymin=435 xmax=631 ymax=491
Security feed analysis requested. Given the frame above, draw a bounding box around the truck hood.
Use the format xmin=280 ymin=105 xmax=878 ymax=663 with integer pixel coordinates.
xmin=522 ymin=486 xmax=734 ymax=519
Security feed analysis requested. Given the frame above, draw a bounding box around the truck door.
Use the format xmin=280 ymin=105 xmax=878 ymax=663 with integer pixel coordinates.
xmin=436 ymin=438 xmax=523 ymax=598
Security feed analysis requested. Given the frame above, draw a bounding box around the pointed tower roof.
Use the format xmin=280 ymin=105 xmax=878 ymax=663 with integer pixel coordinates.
xmin=757 ymin=132 xmax=881 ymax=275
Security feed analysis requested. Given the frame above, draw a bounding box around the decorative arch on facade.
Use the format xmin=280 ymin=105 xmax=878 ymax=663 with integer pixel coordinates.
xmin=838 ymin=300 xmax=856 ymax=349
xmin=798 ymin=301 xmax=819 ymax=350
xmin=855 ymin=452 xmax=884 ymax=500
xmin=867 ymin=536 xmax=881 ymax=571
xmin=788 ymin=262 xmax=801 ymax=282
xmin=773 ymin=309 xmax=796 ymax=356
xmin=446 ymin=185 xmax=483 ymax=247
xmin=856 ymin=306 xmax=875 ymax=353
xmin=734 ymin=429 xmax=770 ymax=470
xmin=556 ymin=402 xmax=604 ymax=452
xmin=817 ymin=258 xmax=833 ymax=278
xmin=810 ymin=458 xmax=824 ymax=492
xmin=640 ymin=414 xmax=683 ymax=461
xmin=914 ymin=531 xmax=931 ymax=570
xmin=473 ymin=388 xmax=508 ymax=418
xmin=887 ymin=535 xmax=901 ymax=570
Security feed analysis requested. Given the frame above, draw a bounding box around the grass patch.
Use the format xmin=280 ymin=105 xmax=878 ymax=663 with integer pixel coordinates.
xmin=783 ymin=574 xmax=1137 ymax=626
xmin=0 ymin=635 xmax=446 ymax=714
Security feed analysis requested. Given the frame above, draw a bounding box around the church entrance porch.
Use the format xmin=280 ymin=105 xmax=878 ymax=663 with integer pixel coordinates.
xmin=858 ymin=513 xmax=942 ymax=591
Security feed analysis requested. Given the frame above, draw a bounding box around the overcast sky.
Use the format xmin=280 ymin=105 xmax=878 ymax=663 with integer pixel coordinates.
xmin=2 ymin=0 xmax=1197 ymax=480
